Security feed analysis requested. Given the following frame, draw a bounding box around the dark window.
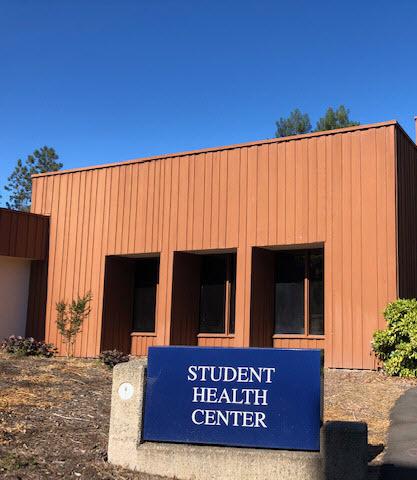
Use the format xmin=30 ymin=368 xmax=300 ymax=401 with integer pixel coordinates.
xmin=274 ymin=249 xmax=324 ymax=336
xmin=199 ymin=253 xmax=236 ymax=334
xmin=132 ymin=257 xmax=159 ymax=333
xmin=275 ymin=252 xmax=305 ymax=334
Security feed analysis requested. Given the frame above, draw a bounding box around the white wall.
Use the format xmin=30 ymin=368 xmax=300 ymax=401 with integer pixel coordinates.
xmin=0 ymin=256 xmax=31 ymax=339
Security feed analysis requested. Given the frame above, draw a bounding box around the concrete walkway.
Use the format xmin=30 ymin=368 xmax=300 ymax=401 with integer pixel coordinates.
xmin=382 ymin=386 xmax=417 ymax=479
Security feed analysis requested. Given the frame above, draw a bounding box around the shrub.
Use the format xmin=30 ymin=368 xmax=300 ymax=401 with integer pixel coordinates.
xmin=372 ymin=299 xmax=417 ymax=377
xmin=0 ymin=335 xmax=56 ymax=357
xmin=99 ymin=350 xmax=130 ymax=368
xmin=56 ymin=292 xmax=92 ymax=357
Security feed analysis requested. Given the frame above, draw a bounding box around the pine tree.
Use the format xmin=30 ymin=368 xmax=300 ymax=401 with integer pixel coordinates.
xmin=315 ymin=105 xmax=359 ymax=132
xmin=275 ymin=109 xmax=312 ymax=137
xmin=4 ymin=146 xmax=62 ymax=211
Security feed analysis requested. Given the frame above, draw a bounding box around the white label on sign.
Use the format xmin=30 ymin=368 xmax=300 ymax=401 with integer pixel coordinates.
xmin=118 ymin=382 xmax=134 ymax=400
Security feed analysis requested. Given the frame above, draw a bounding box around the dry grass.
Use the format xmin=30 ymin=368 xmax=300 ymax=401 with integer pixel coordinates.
xmin=0 ymin=353 xmax=168 ymax=479
xmin=1 ymin=352 xmax=416 ymax=479
xmin=325 ymin=369 xmax=417 ymax=446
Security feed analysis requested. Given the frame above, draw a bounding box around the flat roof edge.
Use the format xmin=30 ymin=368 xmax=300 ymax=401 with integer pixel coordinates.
xmin=32 ymin=120 xmax=398 ymax=179
xmin=0 ymin=207 xmax=50 ymax=219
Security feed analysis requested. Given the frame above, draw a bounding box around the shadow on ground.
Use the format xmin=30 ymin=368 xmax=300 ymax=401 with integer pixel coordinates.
xmin=379 ymin=386 xmax=417 ymax=480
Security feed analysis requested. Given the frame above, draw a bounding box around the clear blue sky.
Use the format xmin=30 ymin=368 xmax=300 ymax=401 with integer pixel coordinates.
xmin=1 ymin=1 xmax=416 ymax=204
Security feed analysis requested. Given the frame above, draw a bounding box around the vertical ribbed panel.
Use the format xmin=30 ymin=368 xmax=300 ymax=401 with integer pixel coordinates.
xmin=131 ymin=335 xmax=157 ymax=355
xmin=397 ymin=128 xmax=417 ymax=299
xmin=26 ymin=259 xmax=48 ymax=340
xmin=170 ymin=253 xmax=200 ymax=346
xmin=0 ymin=208 xmax=49 ymax=260
xmin=31 ymin=124 xmax=398 ymax=368
xmin=273 ymin=338 xmax=325 ymax=350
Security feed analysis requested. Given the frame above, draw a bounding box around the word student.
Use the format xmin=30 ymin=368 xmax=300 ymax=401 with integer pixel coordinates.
xmin=187 ymin=365 xmax=276 ymax=383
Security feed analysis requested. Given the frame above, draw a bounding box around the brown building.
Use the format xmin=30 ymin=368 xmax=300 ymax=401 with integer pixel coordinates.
xmin=27 ymin=120 xmax=417 ymax=369
xmin=0 ymin=208 xmax=49 ymax=340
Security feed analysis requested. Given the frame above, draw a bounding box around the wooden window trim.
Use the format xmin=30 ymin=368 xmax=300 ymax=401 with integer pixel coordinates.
xmin=224 ymin=254 xmax=233 ymax=336
xmin=273 ymin=334 xmax=324 ymax=340
xmin=304 ymin=253 xmax=309 ymax=336
xmin=131 ymin=332 xmax=157 ymax=337
xmin=197 ymin=333 xmax=235 ymax=339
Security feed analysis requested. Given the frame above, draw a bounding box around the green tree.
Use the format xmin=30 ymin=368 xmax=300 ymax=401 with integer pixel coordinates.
xmin=315 ymin=105 xmax=359 ymax=132
xmin=56 ymin=292 xmax=92 ymax=357
xmin=4 ymin=146 xmax=62 ymax=211
xmin=275 ymin=109 xmax=312 ymax=137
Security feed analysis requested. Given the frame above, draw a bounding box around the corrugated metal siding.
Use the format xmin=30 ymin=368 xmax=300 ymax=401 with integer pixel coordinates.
xmin=250 ymin=248 xmax=275 ymax=348
xmin=130 ymin=335 xmax=157 ymax=355
xmin=26 ymin=259 xmax=48 ymax=340
xmin=198 ymin=337 xmax=235 ymax=347
xmin=273 ymin=338 xmax=326 ymax=349
xmin=31 ymin=123 xmax=398 ymax=368
xmin=396 ymin=127 xmax=417 ymax=298
xmin=170 ymin=253 xmax=200 ymax=346
xmin=101 ymin=256 xmax=134 ymax=353
xmin=0 ymin=208 xmax=49 ymax=260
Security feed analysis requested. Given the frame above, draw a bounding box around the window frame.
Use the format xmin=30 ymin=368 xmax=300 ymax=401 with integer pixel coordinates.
xmin=197 ymin=252 xmax=236 ymax=338
xmin=273 ymin=248 xmax=324 ymax=339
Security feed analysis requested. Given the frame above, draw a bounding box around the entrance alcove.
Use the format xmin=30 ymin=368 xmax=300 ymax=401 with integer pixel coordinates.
xmin=101 ymin=254 xmax=160 ymax=354
xmin=250 ymin=245 xmax=324 ymax=349
xmin=170 ymin=250 xmax=236 ymax=346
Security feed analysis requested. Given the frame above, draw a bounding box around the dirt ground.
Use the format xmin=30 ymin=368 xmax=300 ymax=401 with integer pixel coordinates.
xmin=1 ymin=353 xmax=416 ymax=479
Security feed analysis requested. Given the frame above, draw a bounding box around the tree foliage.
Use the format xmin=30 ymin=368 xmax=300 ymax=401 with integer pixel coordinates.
xmin=315 ymin=105 xmax=359 ymax=132
xmin=56 ymin=292 xmax=92 ymax=357
xmin=275 ymin=105 xmax=360 ymax=138
xmin=372 ymin=299 xmax=417 ymax=377
xmin=4 ymin=146 xmax=62 ymax=211
xmin=275 ymin=109 xmax=312 ymax=137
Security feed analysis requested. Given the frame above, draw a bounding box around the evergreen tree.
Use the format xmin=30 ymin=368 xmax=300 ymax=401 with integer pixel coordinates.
xmin=4 ymin=146 xmax=62 ymax=211
xmin=275 ymin=109 xmax=312 ymax=137
xmin=315 ymin=105 xmax=359 ymax=132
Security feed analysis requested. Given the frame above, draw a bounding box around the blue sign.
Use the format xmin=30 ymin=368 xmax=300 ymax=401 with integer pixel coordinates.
xmin=143 ymin=346 xmax=322 ymax=451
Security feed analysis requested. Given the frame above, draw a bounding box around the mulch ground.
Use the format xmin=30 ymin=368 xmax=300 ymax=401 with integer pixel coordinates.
xmin=1 ymin=353 xmax=416 ymax=479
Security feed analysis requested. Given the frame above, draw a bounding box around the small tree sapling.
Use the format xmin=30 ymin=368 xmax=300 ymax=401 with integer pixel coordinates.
xmin=56 ymin=292 xmax=92 ymax=357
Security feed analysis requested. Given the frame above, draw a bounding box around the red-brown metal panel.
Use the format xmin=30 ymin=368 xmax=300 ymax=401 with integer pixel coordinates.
xmin=100 ymin=256 xmax=135 ymax=353
xmin=170 ymin=253 xmax=200 ymax=346
xmin=30 ymin=122 xmax=399 ymax=368
xmin=26 ymin=260 xmax=48 ymax=340
xmin=130 ymin=334 xmax=157 ymax=356
xmin=250 ymin=248 xmax=275 ymax=348
xmin=0 ymin=208 xmax=49 ymax=260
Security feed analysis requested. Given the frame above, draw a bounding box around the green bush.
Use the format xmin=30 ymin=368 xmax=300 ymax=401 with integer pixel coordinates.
xmin=0 ymin=335 xmax=56 ymax=357
xmin=372 ymin=299 xmax=417 ymax=377
xmin=99 ymin=349 xmax=129 ymax=368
